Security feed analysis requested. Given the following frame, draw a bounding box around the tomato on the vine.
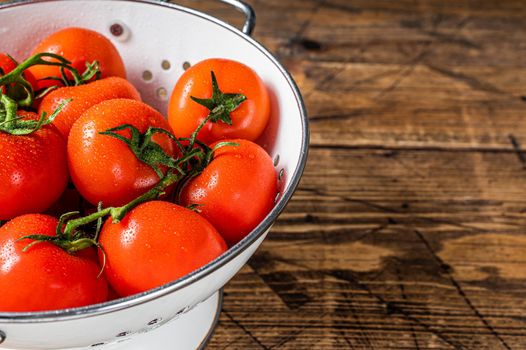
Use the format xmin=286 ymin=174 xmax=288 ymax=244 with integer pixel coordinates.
xmin=0 ymin=53 xmax=17 ymax=94
xmin=0 ymin=214 xmax=108 ymax=312
xmin=0 ymin=53 xmax=16 ymax=77
xmin=0 ymin=111 xmax=68 ymax=221
xmin=68 ymin=99 xmax=176 ymax=207
xmin=181 ymin=139 xmax=277 ymax=245
xmin=39 ymin=76 xmax=141 ymax=137
xmin=168 ymin=58 xmax=270 ymax=144
xmin=99 ymin=201 xmax=227 ymax=297
xmin=28 ymin=27 xmax=126 ymax=90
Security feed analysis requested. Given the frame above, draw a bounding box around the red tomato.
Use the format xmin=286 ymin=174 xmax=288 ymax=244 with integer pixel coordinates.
xmin=168 ymin=58 xmax=270 ymax=144
xmin=68 ymin=99 xmax=176 ymax=207
xmin=0 ymin=214 xmax=108 ymax=312
xmin=0 ymin=53 xmax=17 ymax=94
xmin=27 ymin=27 xmax=126 ymax=90
xmin=180 ymin=139 xmax=277 ymax=245
xmin=38 ymin=76 xmax=141 ymax=137
xmin=0 ymin=53 xmax=16 ymax=76
xmin=0 ymin=111 xmax=68 ymax=221
xmin=99 ymin=201 xmax=227 ymax=297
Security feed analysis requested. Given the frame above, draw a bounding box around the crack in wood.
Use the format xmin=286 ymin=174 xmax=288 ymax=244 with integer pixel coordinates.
xmin=268 ymin=254 xmax=464 ymax=350
xmin=223 ymin=310 xmax=270 ymax=350
xmin=345 ymin=291 xmax=376 ymax=349
xmin=413 ymin=229 xmax=512 ymax=350
xmin=508 ymin=134 xmax=526 ymax=170
xmin=299 ymin=187 xmax=486 ymax=233
xmin=396 ymin=267 xmax=421 ymax=350
xmin=425 ymin=64 xmax=507 ymax=95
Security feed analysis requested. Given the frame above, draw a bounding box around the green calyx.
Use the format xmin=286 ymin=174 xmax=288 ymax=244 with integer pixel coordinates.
xmin=0 ymin=52 xmax=100 ymax=108
xmin=188 ymin=71 xmax=246 ymax=149
xmin=100 ymin=125 xmax=188 ymax=179
xmin=18 ymin=210 xmax=99 ymax=256
xmin=190 ymin=71 xmax=246 ymax=125
xmin=0 ymin=92 xmax=70 ymax=135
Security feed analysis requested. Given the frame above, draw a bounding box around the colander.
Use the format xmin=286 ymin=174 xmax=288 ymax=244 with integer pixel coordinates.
xmin=0 ymin=0 xmax=309 ymax=349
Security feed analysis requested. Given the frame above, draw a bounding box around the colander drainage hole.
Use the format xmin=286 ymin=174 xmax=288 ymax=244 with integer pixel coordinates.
xmin=116 ymin=331 xmax=130 ymax=337
xmin=109 ymin=21 xmax=130 ymax=42
xmin=90 ymin=342 xmax=105 ymax=347
xmin=109 ymin=23 xmax=123 ymax=36
xmin=156 ymin=87 xmax=168 ymax=101
xmin=142 ymin=70 xmax=153 ymax=82
xmin=161 ymin=60 xmax=171 ymax=71
xmin=0 ymin=330 xmax=5 ymax=345
xmin=182 ymin=61 xmax=191 ymax=70
xmin=148 ymin=318 xmax=161 ymax=326
xmin=273 ymin=154 xmax=280 ymax=167
xmin=278 ymin=168 xmax=285 ymax=181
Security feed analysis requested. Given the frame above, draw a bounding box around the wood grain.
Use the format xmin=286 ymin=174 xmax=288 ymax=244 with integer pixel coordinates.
xmin=170 ymin=0 xmax=526 ymax=349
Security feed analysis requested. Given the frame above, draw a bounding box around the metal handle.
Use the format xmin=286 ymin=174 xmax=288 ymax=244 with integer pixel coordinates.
xmin=160 ymin=0 xmax=256 ymax=36
xmin=216 ymin=0 xmax=255 ymax=35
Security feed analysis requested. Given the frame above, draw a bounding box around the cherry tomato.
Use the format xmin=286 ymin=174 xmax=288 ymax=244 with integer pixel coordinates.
xmin=99 ymin=201 xmax=227 ymax=297
xmin=180 ymin=139 xmax=277 ymax=245
xmin=0 ymin=214 xmax=108 ymax=311
xmin=0 ymin=111 xmax=68 ymax=221
xmin=27 ymin=27 xmax=126 ymax=90
xmin=68 ymin=99 xmax=176 ymax=207
xmin=39 ymin=76 xmax=141 ymax=137
xmin=168 ymin=58 xmax=270 ymax=144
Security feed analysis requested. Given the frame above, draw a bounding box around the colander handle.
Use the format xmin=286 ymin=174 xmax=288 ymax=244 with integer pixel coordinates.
xmin=159 ymin=0 xmax=256 ymax=36
xmin=217 ymin=0 xmax=256 ymax=36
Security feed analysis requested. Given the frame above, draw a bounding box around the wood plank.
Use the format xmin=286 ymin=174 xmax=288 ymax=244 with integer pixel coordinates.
xmin=164 ymin=0 xmax=526 ymax=349
xmin=208 ymin=148 xmax=526 ymax=349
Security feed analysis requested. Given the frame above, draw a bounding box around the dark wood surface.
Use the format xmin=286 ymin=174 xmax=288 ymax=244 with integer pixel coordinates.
xmin=174 ymin=1 xmax=526 ymax=349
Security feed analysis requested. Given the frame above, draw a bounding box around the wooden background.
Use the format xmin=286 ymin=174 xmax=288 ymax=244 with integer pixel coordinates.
xmin=174 ymin=0 xmax=526 ymax=349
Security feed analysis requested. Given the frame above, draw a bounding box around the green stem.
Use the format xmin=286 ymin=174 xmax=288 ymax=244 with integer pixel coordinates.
xmin=0 ymin=93 xmax=18 ymax=129
xmin=62 ymin=208 xmax=111 ymax=241
xmin=188 ymin=114 xmax=214 ymax=150
xmin=62 ymin=171 xmax=183 ymax=238
xmin=109 ymin=172 xmax=181 ymax=222
xmin=0 ymin=53 xmax=81 ymax=87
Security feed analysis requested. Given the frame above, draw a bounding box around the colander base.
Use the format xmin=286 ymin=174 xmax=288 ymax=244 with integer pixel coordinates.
xmin=1 ymin=291 xmax=222 ymax=350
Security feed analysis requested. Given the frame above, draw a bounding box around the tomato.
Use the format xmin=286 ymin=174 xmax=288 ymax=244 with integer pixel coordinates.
xmin=180 ymin=139 xmax=277 ymax=245
xmin=0 ymin=53 xmax=16 ymax=78
xmin=27 ymin=27 xmax=126 ymax=90
xmin=0 ymin=53 xmax=16 ymax=94
xmin=0 ymin=111 xmax=68 ymax=221
xmin=0 ymin=214 xmax=108 ymax=311
xmin=168 ymin=58 xmax=270 ymax=144
xmin=99 ymin=201 xmax=227 ymax=297
xmin=68 ymin=99 xmax=176 ymax=207
xmin=39 ymin=77 xmax=141 ymax=137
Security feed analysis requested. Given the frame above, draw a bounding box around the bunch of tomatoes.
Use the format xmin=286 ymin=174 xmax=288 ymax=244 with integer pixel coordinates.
xmin=0 ymin=27 xmax=277 ymax=312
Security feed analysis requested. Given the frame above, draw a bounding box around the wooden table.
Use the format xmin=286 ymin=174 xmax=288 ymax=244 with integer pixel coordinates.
xmin=174 ymin=1 xmax=526 ymax=349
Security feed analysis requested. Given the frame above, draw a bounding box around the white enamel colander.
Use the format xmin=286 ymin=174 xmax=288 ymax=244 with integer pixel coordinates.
xmin=0 ymin=0 xmax=309 ymax=349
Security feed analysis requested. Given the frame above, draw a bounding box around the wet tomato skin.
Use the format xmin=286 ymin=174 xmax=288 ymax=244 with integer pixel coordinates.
xmin=180 ymin=139 xmax=277 ymax=246
xmin=67 ymin=99 xmax=176 ymax=207
xmin=28 ymin=27 xmax=126 ymax=90
xmin=0 ymin=111 xmax=68 ymax=221
xmin=168 ymin=58 xmax=270 ymax=144
xmin=99 ymin=201 xmax=227 ymax=297
xmin=0 ymin=214 xmax=108 ymax=312
xmin=38 ymin=77 xmax=141 ymax=138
